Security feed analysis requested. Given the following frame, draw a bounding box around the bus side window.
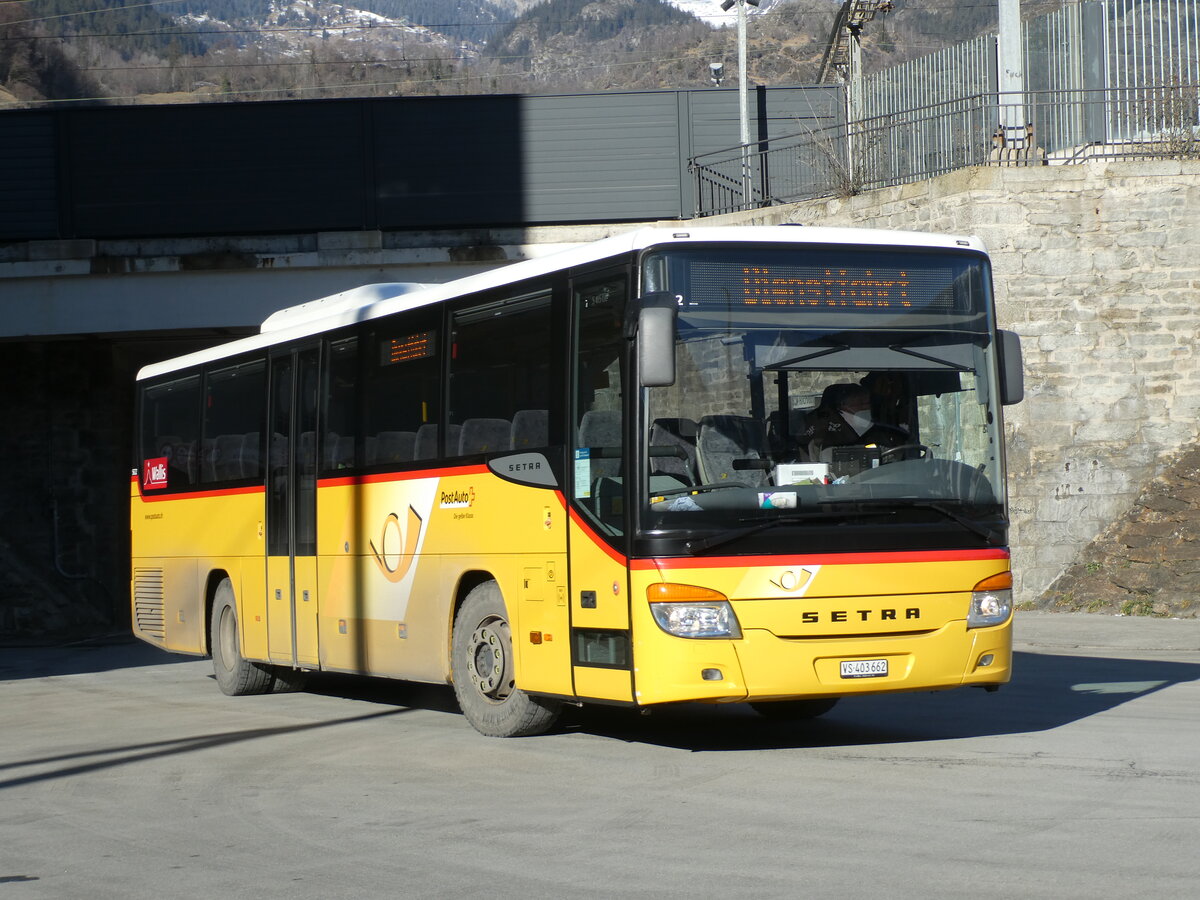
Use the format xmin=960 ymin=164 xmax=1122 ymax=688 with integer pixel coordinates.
xmin=321 ymin=337 xmax=359 ymax=474
xmin=572 ymin=275 xmax=626 ymax=532
xmin=201 ymin=359 xmax=267 ymax=485
xmin=363 ymin=320 xmax=439 ymax=467
xmin=140 ymin=374 xmax=202 ymax=491
xmin=449 ymin=292 xmax=552 ymax=457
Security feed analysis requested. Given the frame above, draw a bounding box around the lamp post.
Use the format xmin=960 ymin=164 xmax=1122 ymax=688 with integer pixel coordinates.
xmin=720 ymin=0 xmax=759 ymax=207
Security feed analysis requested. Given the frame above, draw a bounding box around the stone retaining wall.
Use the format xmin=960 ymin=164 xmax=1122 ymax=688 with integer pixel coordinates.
xmin=705 ymin=160 xmax=1200 ymax=601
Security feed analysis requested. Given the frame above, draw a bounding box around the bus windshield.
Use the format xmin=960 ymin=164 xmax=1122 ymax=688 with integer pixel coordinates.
xmin=639 ymin=245 xmax=1006 ymax=552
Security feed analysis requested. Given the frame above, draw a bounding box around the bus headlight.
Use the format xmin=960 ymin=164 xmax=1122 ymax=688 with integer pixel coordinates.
xmin=647 ymin=583 xmax=742 ymax=639
xmin=968 ymin=572 xmax=1013 ymax=628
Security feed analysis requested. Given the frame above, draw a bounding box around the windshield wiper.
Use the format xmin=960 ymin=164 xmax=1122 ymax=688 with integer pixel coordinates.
xmin=684 ymin=509 xmax=896 ymax=555
xmin=815 ymin=497 xmax=1003 ymax=545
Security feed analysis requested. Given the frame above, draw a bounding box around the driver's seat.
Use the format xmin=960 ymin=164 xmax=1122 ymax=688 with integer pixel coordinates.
xmin=696 ymin=415 xmax=770 ymax=487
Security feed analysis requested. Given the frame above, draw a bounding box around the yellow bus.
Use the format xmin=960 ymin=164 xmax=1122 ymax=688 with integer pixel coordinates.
xmin=131 ymin=225 xmax=1023 ymax=736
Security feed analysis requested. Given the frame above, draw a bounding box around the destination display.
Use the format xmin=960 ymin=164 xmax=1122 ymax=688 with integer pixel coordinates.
xmin=380 ymin=330 xmax=435 ymax=366
xmin=685 ymin=259 xmax=961 ymax=311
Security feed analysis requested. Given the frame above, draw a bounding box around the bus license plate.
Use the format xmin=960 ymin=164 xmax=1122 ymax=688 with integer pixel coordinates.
xmin=841 ymin=658 xmax=888 ymax=679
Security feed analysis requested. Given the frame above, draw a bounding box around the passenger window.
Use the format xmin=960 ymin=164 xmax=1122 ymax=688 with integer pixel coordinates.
xmin=572 ymin=275 xmax=626 ymax=533
xmin=449 ymin=291 xmax=552 ymax=458
xmin=322 ymin=337 xmax=359 ymax=473
xmin=363 ymin=318 xmax=440 ymax=465
xmin=202 ymin=360 xmax=267 ymax=485
xmin=140 ymin=374 xmax=202 ymax=490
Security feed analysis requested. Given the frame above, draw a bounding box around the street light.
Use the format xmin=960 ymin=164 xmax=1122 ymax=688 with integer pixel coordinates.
xmin=720 ymin=0 xmax=759 ymax=147
xmin=720 ymin=0 xmax=759 ymax=206
xmin=709 ymin=62 xmax=725 ymax=87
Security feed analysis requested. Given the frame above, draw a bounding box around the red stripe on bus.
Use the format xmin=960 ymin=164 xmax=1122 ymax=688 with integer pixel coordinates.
xmin=137 ymin=484 xmax=265 ymax=502
xmin=632 ymin=548 xmax=1010 ymax=570
xmin=567 ymin=507 xmax=629 ymax=566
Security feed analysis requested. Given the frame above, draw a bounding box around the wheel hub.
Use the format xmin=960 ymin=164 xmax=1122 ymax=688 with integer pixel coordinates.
xmin=467 ymin=618 xmax=511 ymax=700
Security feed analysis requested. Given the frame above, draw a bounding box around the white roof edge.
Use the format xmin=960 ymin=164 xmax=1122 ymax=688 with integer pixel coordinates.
xmin=260 ymin=282 xmax=433 ymax=333
xmin=136 ymin=224 xmax=987 ymax=381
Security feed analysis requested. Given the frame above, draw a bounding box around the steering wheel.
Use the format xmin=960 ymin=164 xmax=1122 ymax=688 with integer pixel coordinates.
xmin=879 ymin=443 xmax=930 ymax=463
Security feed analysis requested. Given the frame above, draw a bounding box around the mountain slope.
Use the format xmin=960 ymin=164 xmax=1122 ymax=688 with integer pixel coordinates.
xmin=2 ymin=0 xmax=1063 ymax=105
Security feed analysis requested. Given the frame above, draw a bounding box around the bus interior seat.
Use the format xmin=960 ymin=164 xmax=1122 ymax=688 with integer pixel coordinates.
xmin=649 ymin=417 xmax=698 ymax=484
xmin=768 ymin=408 xmax=812 ymax=462
xmin=331 ymin=435 xmax=356 ymax=470
xmin=161 ymin=438 xmax=197 ymax=484
xmin=373 ymin=430 xmax=416 ymax=465
xmin=696 ymin=415 xmax=770 ymax=487
xmin=414 ymin=423 xmax=462 ymax=460
xmin=459 ymin=418 xmax=512 ymax=455
xmin=240 ymin=432 xmax=262 ymax=478
xmin=511 ymin=409 xmax=549 ymax=450
xmin=213 ymin=434 xmax=244 ymax=480
xmin=578 ymin=409 xmax=622 ymax=481
xmin=414 ymin=424 xmax=437 ymax=460
xmin=155 ymin=435 xmax=181 ymax=457
xmin=298 ymin=431 xmax=318 ymax=472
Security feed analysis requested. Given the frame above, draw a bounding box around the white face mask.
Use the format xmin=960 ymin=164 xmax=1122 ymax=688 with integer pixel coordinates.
xmin=841 ymin=409 xmax=873 ymax=436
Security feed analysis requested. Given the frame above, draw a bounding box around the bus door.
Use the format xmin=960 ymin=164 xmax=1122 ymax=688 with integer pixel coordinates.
xmin=568 ymin=271 xmax=634 ymax=702
xmin=266 ymin=345 xmax=321 ymax=668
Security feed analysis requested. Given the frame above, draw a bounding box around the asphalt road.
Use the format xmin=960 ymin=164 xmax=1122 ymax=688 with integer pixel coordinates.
xmin=3 ymin=612 xmax=1200 ymax=899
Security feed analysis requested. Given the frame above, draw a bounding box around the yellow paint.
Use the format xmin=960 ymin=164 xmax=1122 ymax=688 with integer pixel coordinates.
xmin=131 ymin=474 xmax=1012 ymax=710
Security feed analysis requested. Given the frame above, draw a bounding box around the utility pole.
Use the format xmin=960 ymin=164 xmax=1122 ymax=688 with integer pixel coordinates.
xmin=721 ymin=0 xmax=759 ymax=207
xmin=997 ymin=0 xmax=1025 ymax=145
xmin=816 ymin=3 xmax=893 ymax=189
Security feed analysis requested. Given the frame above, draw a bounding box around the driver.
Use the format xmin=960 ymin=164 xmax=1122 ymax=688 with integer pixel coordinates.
xmin=806 ymin=383 xmax=908 ymax=460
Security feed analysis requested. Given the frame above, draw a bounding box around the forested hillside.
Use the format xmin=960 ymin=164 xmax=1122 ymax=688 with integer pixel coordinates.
xmin=0 ymin=0 xmax=1067 ymax=107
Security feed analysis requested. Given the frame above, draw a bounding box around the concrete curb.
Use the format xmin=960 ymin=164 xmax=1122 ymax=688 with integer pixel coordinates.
xmin=1015 ymin=610 xmax=1200 ymax=652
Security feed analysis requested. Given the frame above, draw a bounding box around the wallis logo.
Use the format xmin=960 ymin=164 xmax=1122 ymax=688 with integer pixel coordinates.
xmin=369 ymin=508 xmax=424 ymax=583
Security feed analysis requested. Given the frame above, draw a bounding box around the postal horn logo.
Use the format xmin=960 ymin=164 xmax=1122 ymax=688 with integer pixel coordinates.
xmin=770 ymin=567 xmax=816 ymax=594
xmin=370 ymin=507 xmax=424 ymax=584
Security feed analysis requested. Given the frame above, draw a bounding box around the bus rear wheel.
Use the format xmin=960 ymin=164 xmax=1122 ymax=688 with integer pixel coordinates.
xmin=749 ymin=698 xmax=839 ymax=720
xmin=211 ymin=578 xmax=275 ymax=696
xmin=452 ymin=581 xmax=561 ymax=737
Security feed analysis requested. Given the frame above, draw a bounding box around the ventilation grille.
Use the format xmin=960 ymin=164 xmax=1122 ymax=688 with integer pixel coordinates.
xmin=133 ymin=568 xmax=165 ymax=641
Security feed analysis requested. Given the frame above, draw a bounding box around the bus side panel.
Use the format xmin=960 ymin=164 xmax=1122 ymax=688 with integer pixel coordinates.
xmin=629 ymin=554 xmax=1013 ymax=706
xmin=315 ymin=469 xmax=571 ymax=694
xmin=567 ymin=513 xmax=634 ymax=703
xmin=131 ymin=481 xmax=266 ymax=656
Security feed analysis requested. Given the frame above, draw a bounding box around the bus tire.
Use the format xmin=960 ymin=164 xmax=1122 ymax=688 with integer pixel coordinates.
xmin=211 ymin=578 xmax=275 ymax=696
xmin=749 ymin=698 xmax=839 ymax=720
xmin=452 ymin=581 xmax=561 ymax=737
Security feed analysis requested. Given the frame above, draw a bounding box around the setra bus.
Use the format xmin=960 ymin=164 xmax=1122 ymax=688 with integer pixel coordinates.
xmin=131 ymin=225 xmax=1024 ymax=736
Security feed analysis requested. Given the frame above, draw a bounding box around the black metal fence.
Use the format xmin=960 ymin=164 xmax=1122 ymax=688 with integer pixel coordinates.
xmin=691 ymin=84 xmax=1200 ymax=216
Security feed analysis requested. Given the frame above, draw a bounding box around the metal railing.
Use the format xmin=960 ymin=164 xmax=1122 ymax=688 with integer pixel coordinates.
xmin=691 ymin=84 xmax=1200 ymax=216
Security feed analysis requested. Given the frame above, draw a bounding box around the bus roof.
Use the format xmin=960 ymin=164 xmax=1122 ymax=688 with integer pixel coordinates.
xmin=135 ymin=225 xmax=988 ymax=381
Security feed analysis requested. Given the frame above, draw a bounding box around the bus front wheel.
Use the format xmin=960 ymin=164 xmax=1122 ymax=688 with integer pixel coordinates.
xmin=750 ymin=698 xmax=839 ymax=720
xmin=452 ymin=581 xmax=561 ymax=737
xmin=211 ymin=578 xmax=274 ymax=696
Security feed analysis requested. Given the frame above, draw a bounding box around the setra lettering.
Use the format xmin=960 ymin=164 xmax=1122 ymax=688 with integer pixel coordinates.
xmin=507 ymin=461 xmax=542 ymax=473
xmin=799 ymin=607 xmax=921 ymax=624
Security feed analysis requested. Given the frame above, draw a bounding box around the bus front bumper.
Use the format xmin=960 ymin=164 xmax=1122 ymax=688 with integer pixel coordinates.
xmin=631 ymin=618 xmax=1012 ymax=707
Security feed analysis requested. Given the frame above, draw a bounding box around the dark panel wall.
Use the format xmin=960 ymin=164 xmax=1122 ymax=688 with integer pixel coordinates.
xmin=374 ymin=95 xmax=525 ymax=227
xmin=66 ymin=102 xmax=373 ymax=237
xmin=0 ymin=112 xmax=58 ymax=241
xmin=0 ymin=86 xmax=840 ymax=242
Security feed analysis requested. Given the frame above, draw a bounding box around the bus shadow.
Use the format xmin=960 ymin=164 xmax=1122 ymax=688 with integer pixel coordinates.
xmin=557 ymin=650 xmax=1200 ymax=750
xmin=303 ymin=672 xmax=463 ymax=716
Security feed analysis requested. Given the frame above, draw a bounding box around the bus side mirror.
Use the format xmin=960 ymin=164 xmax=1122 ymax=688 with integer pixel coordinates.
xmin=998 ymin=330 xmax=1023 ymax=405
xmin=631 ymin=292 xmax=678 ymax=387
